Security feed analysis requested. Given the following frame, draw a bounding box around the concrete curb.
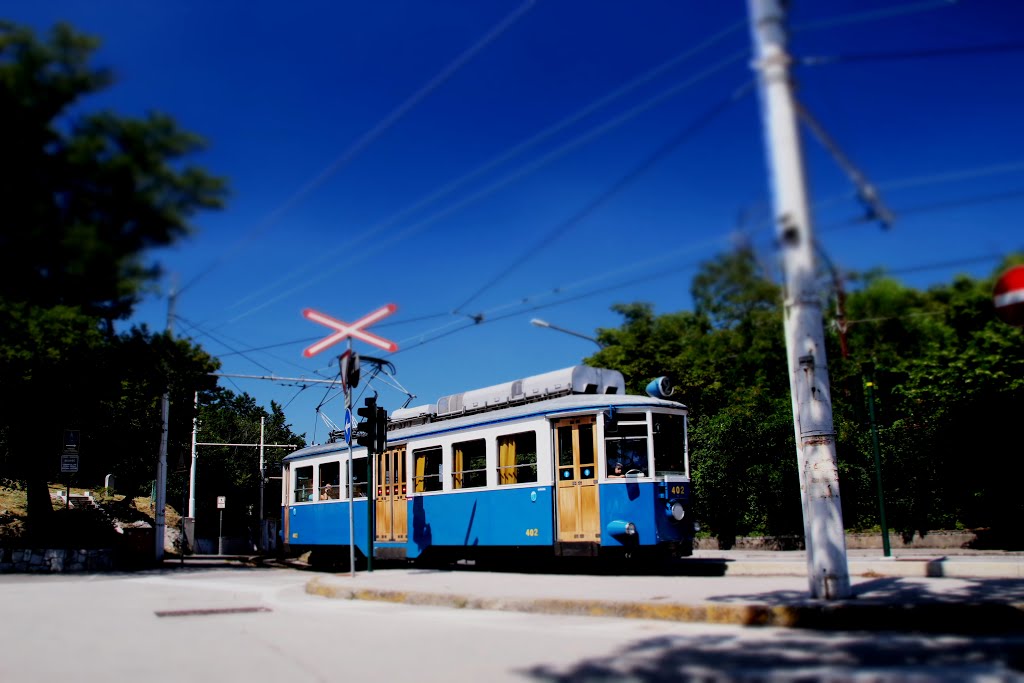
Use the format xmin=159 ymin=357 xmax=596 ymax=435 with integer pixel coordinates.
xmin=706 ymin=559 xmax=1024 ymax=579
xmin=305 ymin=577 xmax=1024 ymax=634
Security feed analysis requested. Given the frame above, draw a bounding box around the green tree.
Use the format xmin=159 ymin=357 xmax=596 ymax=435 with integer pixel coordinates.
xmin=176 ymin=390 xmax=305 ymax=542
xmin=588 ymin=247 xmax=1024 ymax=546
xmin=0 ymin=21 xmax=227 ymax=535
xmin=830 ymin=259 xmax=1024 ymax=543
xmin=589 ymin=246 xmax=800 ymax=544
xmin=0 ymin=21 xmax=226 ymax=328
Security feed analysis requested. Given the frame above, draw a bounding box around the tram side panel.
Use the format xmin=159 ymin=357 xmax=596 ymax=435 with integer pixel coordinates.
xmin=407 ymin=486 xmax=554 ymax=558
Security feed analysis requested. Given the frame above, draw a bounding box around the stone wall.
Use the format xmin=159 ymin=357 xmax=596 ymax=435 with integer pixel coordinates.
xmin=694 ymin=530 xmax=980 ymax=551
xmin=0 ymin=548 xmax=114 ymax=573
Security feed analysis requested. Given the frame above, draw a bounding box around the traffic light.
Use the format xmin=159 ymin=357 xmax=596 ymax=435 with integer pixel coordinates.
xmin=374 ymin=406 xmax=388 ymax=455
xmin=356 ymin=396 xmax=377 ymax=452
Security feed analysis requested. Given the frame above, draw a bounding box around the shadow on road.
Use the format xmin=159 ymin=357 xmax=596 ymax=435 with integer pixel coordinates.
xmin=521 ymin=630 xmax=1024 ymax=682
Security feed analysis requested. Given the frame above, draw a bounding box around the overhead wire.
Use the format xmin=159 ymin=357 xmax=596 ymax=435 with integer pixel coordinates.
xmin=174 ymin=315 xmax=276 ymax=375
xmin=177 ymin=0 xmax=538 ymax=297
xmin=176 ymin=314 xmax=330 ymax=377
xmin=790 ymin=0 xmax=959 ymax=33
xmin=221 ymin=51 xmax=751 ymax=327
xmin=452 ymin=79 xmax=755 ymax=315
xmin=200 ymin=159 xmax=1024 ymax=365
xmin=224 ymin=21 xmax=747 ymax=316
xmin=802 ymin=41 xmax=1024 ymax=65
xmin=206 ymin=1 xmax=959 ymax=317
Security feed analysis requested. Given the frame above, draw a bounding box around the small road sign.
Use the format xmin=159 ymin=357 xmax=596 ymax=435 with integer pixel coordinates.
xmin=61 ymin=454 xmax=79 ymax=473
xmin=302 ymin=304 xmax=398 ymax=357
xmin=344 ymin=409 xmax=353 ymax=446
xmin=995 ymin=265 xmax=1024 ymax=327
xmin=62 ymin=429 xmax=80 ymax=456
xmin=217 ymin=496 xmax=226 ymax=509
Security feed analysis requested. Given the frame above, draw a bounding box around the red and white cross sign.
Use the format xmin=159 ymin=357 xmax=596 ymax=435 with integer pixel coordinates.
xmin=302 ymin=304 xmax=398 ymax=357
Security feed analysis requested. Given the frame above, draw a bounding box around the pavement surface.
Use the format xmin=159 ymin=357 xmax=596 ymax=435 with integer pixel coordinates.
xmin=300 ymin=549 xmax=1024 ymax=634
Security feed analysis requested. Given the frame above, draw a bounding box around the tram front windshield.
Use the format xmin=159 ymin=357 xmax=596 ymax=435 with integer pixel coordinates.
xmin=653 ymin=413 xmax=687 ymax=476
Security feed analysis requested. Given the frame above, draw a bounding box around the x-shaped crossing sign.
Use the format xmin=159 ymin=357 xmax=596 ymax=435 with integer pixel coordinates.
xmin=302 ymin=304 xmax=398 ymax=357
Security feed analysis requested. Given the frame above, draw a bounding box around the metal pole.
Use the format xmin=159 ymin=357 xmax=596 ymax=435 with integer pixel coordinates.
xmin=218 ymin=509 xmax=223 ymax=556
xmin=155 ymin=280 xmax=176 ymax=563
xmin=864 ymin=366 xmax=891 ymax=557
xmin=347 ymin=340 xmax=355 ymax=577
xmin=748 ymin=0 xmax=850 ymax=599
xmin=188 ymin=391 xmax=198 ymax=519
xmin=367 ymin=431 xmax=374 ymax=573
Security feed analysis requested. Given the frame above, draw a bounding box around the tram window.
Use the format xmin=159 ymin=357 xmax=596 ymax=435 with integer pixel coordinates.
xmin=453 ymin=439 xmax=486 ymax=489
xmin=605 ymin=420 xmax=648 ymax=477
xmin=294 ymin=465 xmax=314 ymax=502
xmin=579 ymin=423 xmax=595 ymax=480
xmin=351 ymin=457 xmax=368 ymax=498
xmin=498 ymin=431 xmax=537 ymax=485
xmin=653 ymin=413 xmax=687 ymax=475
xmin=413 ymin=446 xmax=443 ymax=492
xmin=318 ymin=462 xmax=340 ymax=500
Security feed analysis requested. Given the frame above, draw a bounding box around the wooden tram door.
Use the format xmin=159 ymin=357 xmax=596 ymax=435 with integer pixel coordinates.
xmin=375 ymin=446 xmax=408 ymax=542
xmin=554 ymin=416 xmax=600 ymax=543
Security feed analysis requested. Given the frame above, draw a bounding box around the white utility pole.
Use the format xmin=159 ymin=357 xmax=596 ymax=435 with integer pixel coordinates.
xmin=155 ymin=282 xmax=176 ymax=562
xmin=748 ymin=0 xmax=851 ymax=599
xmin=259 ymin=416 xmax=265 ymax=519
xmin=188 ymin=391 xmax=199 ymax=519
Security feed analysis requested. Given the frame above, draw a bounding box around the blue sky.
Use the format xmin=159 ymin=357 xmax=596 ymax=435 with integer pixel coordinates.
xmin=10 ymin=0 xmax=1024 ymax=443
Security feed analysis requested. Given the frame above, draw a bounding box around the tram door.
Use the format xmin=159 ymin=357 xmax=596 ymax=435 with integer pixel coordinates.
xmin=375 ymin=446 xmax=408 ymax=542
xmin=554 ymin=416 xmax=600 ymax=543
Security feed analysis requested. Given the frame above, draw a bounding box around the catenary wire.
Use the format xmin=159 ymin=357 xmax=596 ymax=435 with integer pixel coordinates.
xmin=452 ymin=79 xmax=755 ymax=315
xmin=802 ymin=41 xmax=1024 ymax=65
xmin=226 ymin=21 xmax=747 ymax=315
xmin=791 ymin=0 xmax=959 ymax=33
xmin=214 ymin=1 xmax=955 ymax=314
xmin=177 ymin=0 xmax=538 ymax=297
xmin=176 ymin=314 xmax=328 ymax=377
xmin=221 ymin=51 xmax=751 ymax=327
xmin=205 ymin=168 xmax=1024 ymax=365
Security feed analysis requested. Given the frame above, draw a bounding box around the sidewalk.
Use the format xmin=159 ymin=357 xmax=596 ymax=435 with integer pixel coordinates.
xmin=305 ymin=552 xmax=1024 ymax=633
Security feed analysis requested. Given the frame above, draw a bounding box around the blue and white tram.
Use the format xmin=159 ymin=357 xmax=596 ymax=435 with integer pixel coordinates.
xmin=280 ymin=366 xmax=694 ymax=564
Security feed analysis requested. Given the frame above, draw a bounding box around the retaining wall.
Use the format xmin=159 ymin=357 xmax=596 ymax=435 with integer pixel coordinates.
xmin=0 ymin=547 xmax=114 ymax=573
xmin=694 ymin=530 xmax=979 ymax=551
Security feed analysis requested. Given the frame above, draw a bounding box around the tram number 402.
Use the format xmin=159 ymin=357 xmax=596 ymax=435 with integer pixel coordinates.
xmin=525 ymin=528 xmax=540 ymax=537
xmin=669 ymin=486 xmax=687 ymax=495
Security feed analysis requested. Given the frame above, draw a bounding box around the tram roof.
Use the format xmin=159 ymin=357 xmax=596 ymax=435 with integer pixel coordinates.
xmin=284 ymin=392 xmax=686 ymax=462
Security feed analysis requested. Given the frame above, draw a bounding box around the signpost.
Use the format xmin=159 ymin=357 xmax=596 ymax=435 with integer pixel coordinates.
xmin=994 ymin=265 xmax=1024 ymax=327
xmin=61 ymin=429 xmax=81 ymax=508
xmin=217 ymin=496 xmax=226 ymax=556
xmin=302 ymin=303 xmax=398 ymax=576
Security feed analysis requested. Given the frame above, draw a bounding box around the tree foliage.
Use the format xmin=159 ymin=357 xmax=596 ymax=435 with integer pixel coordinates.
xmin=0 ymin=21 xmax=226 ymax=325
xmin=167 ymin=390 xmax=306 ymax=540
xmin=0 ymin=21 xmax=242 ymax=538
xmin=589 ymin=248 xmax=1024 ymax=546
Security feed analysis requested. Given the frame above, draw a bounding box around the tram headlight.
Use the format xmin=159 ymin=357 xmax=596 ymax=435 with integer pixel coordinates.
xmin=668 ymin=501 xmax=686 ymax=521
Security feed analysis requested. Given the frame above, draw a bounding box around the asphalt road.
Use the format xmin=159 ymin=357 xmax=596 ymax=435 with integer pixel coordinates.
xmin=1 ymin=566 xmax=1022 ymax=682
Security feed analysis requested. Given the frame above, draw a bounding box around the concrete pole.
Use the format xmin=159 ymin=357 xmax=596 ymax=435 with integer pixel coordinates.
xmin=259 ymin=416 xmax=265 ymax=520
xmin=748 ymin=0 xmax=850 ymax=599
xmin=188 ymin=391 xmax=198 ymax=519
xmin=155 ymin=282 xmax=176 ymax=562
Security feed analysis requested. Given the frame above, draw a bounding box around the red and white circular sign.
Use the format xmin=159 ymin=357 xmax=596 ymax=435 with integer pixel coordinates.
xmin=994 ymin=265 xmax=1024 ymax=327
